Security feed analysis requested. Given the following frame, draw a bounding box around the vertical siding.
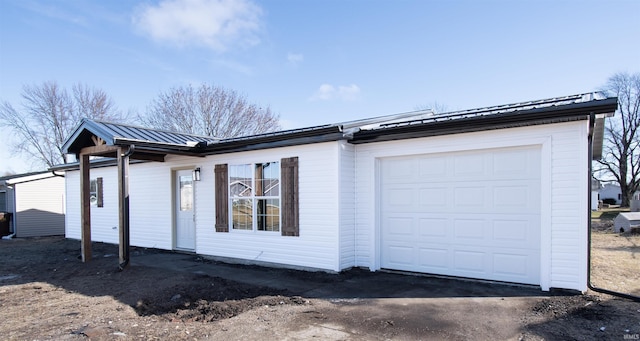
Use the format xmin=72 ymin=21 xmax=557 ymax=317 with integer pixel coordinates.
xmin=14 ymin=176 xmax=65 ymax=237
xmin=65 ymin=142 xmax=342 ymax=271
xmin=354 ymin=121 xmax=589 ymax=291
xmin=338 ymin=140 xmax=356 ymax=269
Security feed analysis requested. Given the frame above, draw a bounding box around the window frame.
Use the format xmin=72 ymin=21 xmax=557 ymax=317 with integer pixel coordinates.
xmin=228 ymin=162 xmax=281 ymax=233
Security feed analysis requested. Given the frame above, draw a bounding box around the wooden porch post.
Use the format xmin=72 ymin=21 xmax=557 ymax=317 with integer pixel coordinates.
xmin=79 ymin=153 xmax=91 ymax=262
xmin=118 ymin=148 xmax=131 ymax=269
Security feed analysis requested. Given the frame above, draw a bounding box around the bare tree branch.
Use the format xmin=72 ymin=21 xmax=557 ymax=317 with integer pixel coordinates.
xmin=595 ymin=72 xmax=640 ymax=206
xmin=139 ymin=84 xmax=281 ymax=138
xmin=0 ymin=81 xmax=126 ymax=169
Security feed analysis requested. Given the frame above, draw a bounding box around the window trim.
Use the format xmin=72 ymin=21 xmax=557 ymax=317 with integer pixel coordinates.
xmin=228 ymin=162 xmax=281 ymax=233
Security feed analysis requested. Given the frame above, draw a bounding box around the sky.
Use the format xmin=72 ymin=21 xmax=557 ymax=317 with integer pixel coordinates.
xmin=0 ymin=0 xmax=638 ymax=174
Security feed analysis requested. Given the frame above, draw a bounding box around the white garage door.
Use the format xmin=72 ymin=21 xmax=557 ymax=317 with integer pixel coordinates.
xmin=380 ymin=146 xmax=541 ymax=285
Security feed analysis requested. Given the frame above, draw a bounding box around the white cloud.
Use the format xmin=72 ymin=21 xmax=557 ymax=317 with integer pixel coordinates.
xmin=287 ymin=52 xmax=303 ymax=66
xmin=310 ymin=83 xmax=361 ymax=101
xmin=132 ymin=0 xmax=263 ymax=52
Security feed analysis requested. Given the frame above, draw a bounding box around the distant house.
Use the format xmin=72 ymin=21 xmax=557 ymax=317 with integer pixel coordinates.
xmin=613 ymin=212 xmax=640 ymax=233
xmin=591 ymin=179 xmax=601 ymax=211
xmin=599 ymin=183 xmax=621 ymax=205
xmin=0 ymin=171 xmax=65 ymax=237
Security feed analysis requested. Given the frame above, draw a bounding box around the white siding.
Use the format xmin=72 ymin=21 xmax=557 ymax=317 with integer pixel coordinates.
xmin=354 ymin=121 xmax=589 ymax=292
xmin=338 ymin=140 xmax=356 ymax=269
xmin=66 ymin=142 xmax=343 ymax=272
xmin=195 ymin=142 xmax=341 ymax=271
xmin=14 ymin=176 xmax=65 ymax=237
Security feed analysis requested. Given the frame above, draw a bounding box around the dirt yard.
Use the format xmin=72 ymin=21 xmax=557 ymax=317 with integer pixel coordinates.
xmin=0 ymin=227 xmax=638 ymax=340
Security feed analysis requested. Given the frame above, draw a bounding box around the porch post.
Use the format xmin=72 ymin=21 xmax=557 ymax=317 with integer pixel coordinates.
xmin=79 ymin=153 xmax=91 ymax=262
xmin=118 ymin=147 xmax=131 ymax=269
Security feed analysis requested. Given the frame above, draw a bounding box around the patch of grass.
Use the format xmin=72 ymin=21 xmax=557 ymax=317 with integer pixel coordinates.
xmin=592 ymin=207 xmax=629 ymax=220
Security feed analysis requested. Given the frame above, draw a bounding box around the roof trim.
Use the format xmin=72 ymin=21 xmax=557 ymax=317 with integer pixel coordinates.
xmin=349 ymin=97 xmax=618 ymax=147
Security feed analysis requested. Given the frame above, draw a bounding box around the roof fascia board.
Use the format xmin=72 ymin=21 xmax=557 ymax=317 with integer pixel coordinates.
xmin=201 ymin=126 xmax=343 ymax=153
xmin=202 ymin=132 xmax=345 ymax=155
xmin=5 ymin=172 xmax=56 ymax=185
xmin=350 ymin=115 xmax=588 ymax=144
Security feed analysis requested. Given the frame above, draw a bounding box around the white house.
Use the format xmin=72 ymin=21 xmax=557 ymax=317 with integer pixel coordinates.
xmin=599 ymin=183 xmax=622 ymax=205
xmin=591 ymin=179 xmax=601 ymax=211
xmin=613 ymin=212 xmax=640 ymax=233
xmin=0 ymin=171 xmax=65 ymax=237
xmin=54 ymin=93 xmax=618 ymax=293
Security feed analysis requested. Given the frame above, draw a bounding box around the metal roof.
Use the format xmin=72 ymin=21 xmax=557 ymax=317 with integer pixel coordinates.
xmin=57 ymin=92 xmax=617 ymax=165
xmin=350 ymin=93 xmax=618 ymax=160
xmin=63 ymin=119 xmax=219 ymax=155
xmin=366 ymin=93 xmax=611 ymax=131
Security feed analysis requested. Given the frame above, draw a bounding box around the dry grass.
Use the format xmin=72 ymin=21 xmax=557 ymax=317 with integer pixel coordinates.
xmin=590 ymin=230 xmax=640 ymax=295
xmin=590 ymin=207 xmax=640 ymax=296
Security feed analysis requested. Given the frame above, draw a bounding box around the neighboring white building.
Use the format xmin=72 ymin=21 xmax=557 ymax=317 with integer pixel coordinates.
xmin=0 ymin=171 xmax=65 ymax=237
xmin=599 ymin=183 xmax=622 ymax=205
xmin=613 ymin=212 xmax=640 ymax=233
xmin=55 ymin=93 xmax=618 ymax=293
xmin=591 ymin=179 xmax=601 ymax=211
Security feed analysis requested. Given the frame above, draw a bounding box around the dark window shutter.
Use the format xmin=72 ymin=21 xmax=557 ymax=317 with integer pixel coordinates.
xmin=215 ymin=164 xmax=229 ymax=232
xmin=281 ymin=157 xmax=299 ymax=236
xmin=96 ymin=177 xmax=104 ymax=208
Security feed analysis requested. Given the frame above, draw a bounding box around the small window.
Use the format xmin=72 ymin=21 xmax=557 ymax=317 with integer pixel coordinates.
xmin=229 ymin=162 xmax=280 ymax=232
xmin=90 ymin=177 xmax=104 ymax=208
xmin=179 ymin=175 xmax=193 ymax=211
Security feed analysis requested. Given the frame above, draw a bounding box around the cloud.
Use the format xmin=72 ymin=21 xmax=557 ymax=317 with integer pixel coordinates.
xmin=132 ymin=0 xmax=263 ymax=52
xmin=287 ymin=53 xmax=303 ymax=66
xmin=310 ymin=84 xmax=361 ymax=101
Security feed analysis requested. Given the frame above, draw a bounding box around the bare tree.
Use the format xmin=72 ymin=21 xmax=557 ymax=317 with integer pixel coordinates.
xmin=140 ymin=84 xmax=281 ymax=138
xmin=0 ymin=81 xmax=126 ymax=169
xmin=595 ymin=72 xmax=640 ymax=206
xmin=414 ymin=101 xmax=450 ymax=114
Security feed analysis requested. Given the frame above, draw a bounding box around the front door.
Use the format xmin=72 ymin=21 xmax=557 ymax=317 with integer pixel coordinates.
xmin=175 ymin=170 xmax=195 ymax=250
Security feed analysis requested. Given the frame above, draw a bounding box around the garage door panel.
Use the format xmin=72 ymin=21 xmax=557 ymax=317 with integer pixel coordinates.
xmin=419 ymin=187 xmax=448 ymax=209
xmin=453 ymin=153 xmax=486 ymax=177
xmin=418 ymin=218 xmax=447 ymax=238
xmin=453 ymin=219 xmax=487 ymax=240
xmin=453 ymin=186 xmax=486 ymax=208
xmin=418 ymin=157 xmax=447 ymax=177
xmin=386 ymin=245 xmax=414 ymax=266
xmin=385 ymin=217 xmax=414 ymax=237
xmin=381 ymin=146 xmax=542 ymax=285
xmin=418 ymin=247 xmax=449 ymax=269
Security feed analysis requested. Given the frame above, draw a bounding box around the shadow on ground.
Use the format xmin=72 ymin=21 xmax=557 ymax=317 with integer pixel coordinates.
xmin=1 ymin=236 xmax=569 ymax=319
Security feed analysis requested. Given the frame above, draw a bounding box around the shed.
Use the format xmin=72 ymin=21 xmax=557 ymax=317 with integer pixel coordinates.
xmin=613 ymin=212 xmax=640 ymax=233
xmin=54 ymin=92 xmax=617 ymax=292
xmin=0 ymin=171 xmax=66 ymax=237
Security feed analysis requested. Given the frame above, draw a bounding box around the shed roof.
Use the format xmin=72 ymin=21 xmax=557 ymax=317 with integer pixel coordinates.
xmin=616 ymin=212 xmax=640 ymax=221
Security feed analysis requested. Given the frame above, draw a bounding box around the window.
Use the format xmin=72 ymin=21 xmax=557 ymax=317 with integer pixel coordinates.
xmin=215 ymin=157 xmax=298 ymax=236
xmin=229 ymin=162 xmax=280 ymax=232
xmin=89 ymin=178 xmax=104 ymax=208
xmin=179 ymin=175 xmax=193 ymax=211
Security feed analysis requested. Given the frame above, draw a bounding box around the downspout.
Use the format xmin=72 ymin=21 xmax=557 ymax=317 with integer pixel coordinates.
xmin=118 ymin=145 xmax=135 ymax=270
xmin=587 ymin=112 xmax=640 ymax=302
xmin=51 ymin=170 xmax=65 ymax=178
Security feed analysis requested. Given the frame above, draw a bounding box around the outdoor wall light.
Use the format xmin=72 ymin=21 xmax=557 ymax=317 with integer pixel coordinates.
xmin=193 ymin=167 xmax=201 ymax=181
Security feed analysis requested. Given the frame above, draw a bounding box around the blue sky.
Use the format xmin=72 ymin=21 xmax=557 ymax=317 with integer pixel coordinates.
xmin=0 ymin=0 xmax=639 ymax=174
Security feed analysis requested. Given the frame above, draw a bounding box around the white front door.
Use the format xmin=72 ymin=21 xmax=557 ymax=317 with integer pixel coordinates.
xmin=175 ymin=170 xmax=195 ymax=250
